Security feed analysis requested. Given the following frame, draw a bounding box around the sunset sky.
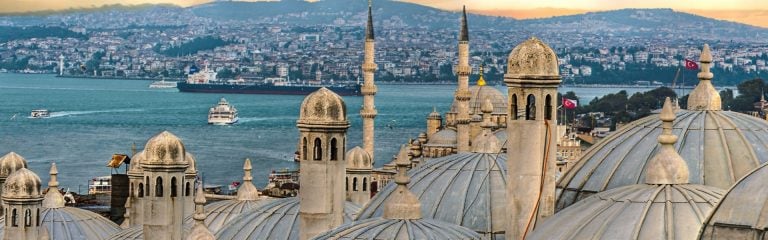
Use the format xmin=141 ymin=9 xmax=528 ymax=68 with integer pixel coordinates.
xmin=4 ymin=0 xmax=768 ymax=27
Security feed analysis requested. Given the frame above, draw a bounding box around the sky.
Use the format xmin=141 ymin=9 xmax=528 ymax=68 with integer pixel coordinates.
xmin=4 ymin=0 xmax=768 ymax=27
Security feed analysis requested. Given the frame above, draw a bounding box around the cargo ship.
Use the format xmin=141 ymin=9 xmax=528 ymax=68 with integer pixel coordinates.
xmin=177 ymin=64 xmax=361 ymax=96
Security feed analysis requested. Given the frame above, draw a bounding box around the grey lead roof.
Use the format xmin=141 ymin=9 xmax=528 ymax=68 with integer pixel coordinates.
xmin=557 ymin=110 xmax=768 ymax=211
xmin=182 ymin=198 xmax=275 ymax=233
xmin=311 ymin=217 xmax=484 ymax=240
xmin=700 ymin=162 xmax=768 ymax=240
xmin=0 ymin=207 xmax=122 ymax=240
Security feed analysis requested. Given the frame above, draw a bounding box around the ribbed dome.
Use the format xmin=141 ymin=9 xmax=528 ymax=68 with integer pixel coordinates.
xmin=182 ymin=198 xmax=274 ymax=233
xmin=357 ymin=152 xmax=507 ymax=239
xmin=108 ymin=224 xmax=192 ymax=240
xmin=529 ymin=184 xmax=724 ymax=240
xmin=450 ymin=85 xmax=507 ymax=115
xmin=215 ymin=197 xmax=361 ymax=240
xmin=505 ymin=37 xmax=559 ymax=77
xmin=311 ymin=217 xmax=484 ymax=240
xmin=298 ymin=87 xmax=347 ymax=124
xmin=0 ymin=152 xmax=28 ymax=178
xmin=426 ymin=129 xmax=457 ymax=146
xmin=700 ymin=163 xmax=768 ymax=239
xmin=346 ymin=146 xmax=372 ymax=169
xmin=37 ymin=207 xmax=122 ymax=239
xmin=557 ymin=110 xmax=768 ymax=211
xmin=3 ymin=168 xmax=42 ymax=199
xmin=144 ymin=131 xmax=187 ymax=166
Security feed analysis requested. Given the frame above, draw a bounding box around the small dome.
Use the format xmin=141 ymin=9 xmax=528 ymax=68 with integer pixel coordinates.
xmin=0 ymin=152 xmax=28 ymax=178
xmin=298 ymin=87 xmax=347 ymax=124
xmin=183 ymin=198 xmax=274 ymax=233
xmin=215 ymin=198 xmax=360 ymax=240
xmin=357 ymin=152 xmax=508 ymax=239
xmin=505 ymin=37 xmax=559 ymax=77
xmin=557 ymin=110 xmax=768 ymax=211
xmin=528 ymin=184 xmax=724 ymax=240
xmin=312 ymin=217 xmax=484 ymax=240
xmin=426 ymin=129 xmax=457 ymax=147
xmin=39 ymin=207 xmax=122 ymax=239
xmin=3 ymin=168 xmax=42 ymax=199
xmin=701 ymin=163 xmax=768 ymax=239
xmin=450 ymin=85 xmax=507 ymax=116
xmin=144 ymin=131 xmax=187 ymax=166
xmin=471 ymin=131 xmax=501 ymax=154
xmin=471 ymin=114 xmax=482 ymax=122
xmin=346 ymin=146 xmax=372 ymax=169
xmin=427 ymin=108 xmax=442 ymax=119
xmin=185 ymin=152 xmax=197 ymax=174
xmin=129 ymin=150 xmax=196 ymax=175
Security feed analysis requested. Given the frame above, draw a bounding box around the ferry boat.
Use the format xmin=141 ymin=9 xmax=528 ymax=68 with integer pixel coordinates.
xmin=29 ymin=109 xmax=50 ymax=118
xmin=88 ymin=176 xmax=111 ymax=195
xmin=208 ymin=98 xmax=239 ymax=125
xmin=149 ymin=79 xmax=178 ymax=89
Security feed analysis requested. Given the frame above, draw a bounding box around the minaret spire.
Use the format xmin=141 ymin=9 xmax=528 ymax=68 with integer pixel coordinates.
xmin=361 ymin=0 xmax=378 ymax=161
xmin=646 ymin=97 xmax=689 ymax=184
xmin=366 ymin=0 xmax=374 ymax=40
xmin=460 ymin=5 xmax=469 ymax=42
xmin=687 ymin=44 xmax=721 ymax=110
xmin=455 ymin=5 xmax=472 ymax=152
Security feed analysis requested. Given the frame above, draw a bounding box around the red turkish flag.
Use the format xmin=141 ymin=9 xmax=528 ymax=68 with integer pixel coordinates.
xmin=563 ymin=98 xmax=577 ymax=109
xmin=684 ymin=59 xmax=699 ymax=70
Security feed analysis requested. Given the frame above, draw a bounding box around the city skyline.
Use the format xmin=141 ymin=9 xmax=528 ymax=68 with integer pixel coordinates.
xmin=4 ymin=0 xmax=768 ymax=27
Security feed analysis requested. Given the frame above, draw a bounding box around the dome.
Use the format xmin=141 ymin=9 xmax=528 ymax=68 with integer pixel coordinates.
xmin=143 ymin=131 xmax=187 ymax=166
xmin=700 ymin=163 xmax=768 ymax=239
xmin=215 ymin=197 xmax=361 ymax=240
xmin=3 ymin=168 xmax=42 ymax=199
xmin=428 ymin=108 xmax=442 ymax=119
xmin=129 ymin=150 xmax=196 ymax=175
xmin=311 ymin=217 xmax=484 ymax=240
xmin=528 ymin=184 xmax=724 ymax=240
xmin=493 ymin=130 xmax=507 ymax=144
xmin=182 ymin=198 xmax=274 ymax=233
xmin=426 ymin=129 xmax=457 ymax=147
xmin=471 ymin=131 xmax=502 ymax=154
xmin=505 ymin=37 xmax=559 ymax=77
xmin=0 ymin=152 xmax=28 ymax=178
xmin=39 ymin=207 xmax=122 ymax=239
xmin=450 ymin=85 xmax=507 ymax=115
xmin=298 ymin=87 xmax=347 ymax=124
xmin=356 ymin=152 xmax=507 ymax=239
xmin=557 ymin=110 xmax=768 ymax=211
xmin=185 ymin=152 xmax=197 ymax=174
xmin=108 ymin=224 xmax=192 ymax=240
xmin=346 ymin=146 xmax=372 ymax=169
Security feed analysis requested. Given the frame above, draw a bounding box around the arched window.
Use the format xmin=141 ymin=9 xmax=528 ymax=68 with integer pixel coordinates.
xmin=156 ymin=177 xmax=164 ymax=197
xmin=526 ymin=94 xmax=536 ymax=120
xmin=138 ymin=183 xmax=144 ymax=197
xmin=185 ymin=182 xmax=191 ymax=197
xmin=302 ymin=137 xmax=308 ymax=161
xmin=353 ymin=177 xmax=358 ymax=191
xmin=346 ymin=177 xmax=349 ymax=191
xmin=511 ymin=94 xmax=518 ymax=120
xmin=171 ymin=177 xmax=178 ymax=197
xmin=313 ymin=138 xmax=322 ymax=161
xmin=146 ymin=176 xmax=150 ymax=196
xmin=24 ymin=209 xmax=31 ymax=227
xmin=545 ymin=94 xmax=552 ymax=120
xmin=130 ymin=183 xmax=134 ymax=198
xmin=330 ymin=138 xmax=338 ymax=161
xmin=363 ymin=178 xmax=368 ymax=191
xmin=36 ymin=208 xmax=40 ymax=226
xmin=11 ymin=209 xmax=17 ymax=227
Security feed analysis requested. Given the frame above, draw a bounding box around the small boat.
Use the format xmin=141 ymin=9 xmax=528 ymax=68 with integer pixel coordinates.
xmin=149 ymin=79 xmax=178 ymax=89
xmin=88 ymin=176 xmax=111 ymax=195
xmin=29 ymin=109 xmax=50 ymax=118
xmin=208 ymin=98 xmax=239 ymax=125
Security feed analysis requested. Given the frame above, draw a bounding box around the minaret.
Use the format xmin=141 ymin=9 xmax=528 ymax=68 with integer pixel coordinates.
xmin=297 ymin=88 xmax=349 ymax=240
xmin=185 ymin=184 xmax=215 ymax=240
xmin=58 ymin=55 xmax=64 ymax=76
xmin=455 ymin=6 xmax=472 ymax=152
xmin=361 ymin=0 xmax=378 ymax=161
xmin=646 ymin=97 xmax=689 ymax=184
xmin=3 ymin=168 xmax=47 ymax=240
xmin=504 ymin=37 xmax=561 ymax=240
xmin=426 ymin=107 xmax=442 ymax=138
xmin=141 ymin=131 xmax=190 ymax=240
xmin=687 ymin=44 xmax=721 ymax=111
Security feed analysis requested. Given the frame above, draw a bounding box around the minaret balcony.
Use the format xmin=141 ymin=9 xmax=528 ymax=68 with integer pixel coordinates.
xmin=456 ymin=65 xmax=471 ymax=75
xmin=361 ymin=85 xmax=378 ymax=95
xmin=360 ymin=108 xmax=378 ymax=118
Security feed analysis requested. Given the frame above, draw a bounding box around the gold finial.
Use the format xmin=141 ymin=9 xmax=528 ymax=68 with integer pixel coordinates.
xmin=645 ymin=97 xmax=689 ymax=185
xmin=383 ymin=145 xmax=421 ymax=220
xmin=477 ymin=64 xmax=486 ymax=86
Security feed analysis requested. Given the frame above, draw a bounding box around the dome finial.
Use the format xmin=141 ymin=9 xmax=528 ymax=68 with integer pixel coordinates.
xmin=472 ymin=98 xmax=501 ymax=153
xmin=459 ymin=5 xmax=468 ymax=42
xmin=186 ymin=183 xmax=215 ymax=240
xmin=687 ymin=44 xmax=721 ymax=110
xmin=645 ymin=97 xmax=689 ymax=185
xmin=236 ymin=158 xmax=260 ymax=201
xmin=43 ymin=162 xmax=65 ymax=208
xmin=477 ymin=64 xmax=486 ymax=86
xmin=193 ymin=183 xmax=206 ymax=221
xmin=383 ymin=145 xmax=422 ymax=220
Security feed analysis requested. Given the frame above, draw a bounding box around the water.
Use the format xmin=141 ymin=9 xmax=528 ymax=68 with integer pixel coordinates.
xmin=0 ymin=73 xmax=649 ymax=193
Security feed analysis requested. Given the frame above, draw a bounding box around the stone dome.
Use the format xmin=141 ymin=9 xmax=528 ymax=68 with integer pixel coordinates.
xmin=557 ymin=110 xmax=768 ymax=211
xmin=182 ymin=198 xmax=274 ymax=233
xmin=529 ymin=184 xmax=724 ymax=240
xmin=215 ymin=197 xmax=361 ymax=240
xmin=38 ymin=207 xmax=122 ymax=239
xmin=428 ymin=108 xmax=442 ymax=119
xmin=108 ymin=224 xmax=192 ymax=240
xmin=346 ymin=146 xmax=372 ymax=169
xmin=471 ymin=131 xmax=502 ymax=154
xmin=450 ymin=85 xmax=507 ymax=115
xmin=129 ymin=149 xmax=196 ymax=174
xmin=505 ymin=37 xmax=559 ymax=77
xmin=0 ymin=152 xmax=28 ymax=179
xmin=143 ymin=131 xmax=187 ymax=166
xmin=298 ymin=87 xmax=347 ymax=124
xmin=426 ymin=129 xmax=457 ymax=147
xmin=356 ymin=152 xmax=508 ymax=239
xmin=311 ymin=217 xmax=484 ymax=240
xmin=700 ymin=163 xmax=768 ymax=239
xmin=3 ymin=168 xmax=42 ymax=199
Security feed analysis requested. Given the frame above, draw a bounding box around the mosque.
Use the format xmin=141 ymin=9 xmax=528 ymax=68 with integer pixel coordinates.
xmin=1 ymin=2 xmax=768 ymax=240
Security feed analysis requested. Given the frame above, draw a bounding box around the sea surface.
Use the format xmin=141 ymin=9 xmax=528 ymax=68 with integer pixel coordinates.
xmin=0 ymin=73 xmax=694 ymax=193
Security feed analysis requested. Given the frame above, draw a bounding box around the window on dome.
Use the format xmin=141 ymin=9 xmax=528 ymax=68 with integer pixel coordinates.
xmin=313 ymin=138 xmax=323 ymax=161
xmin=156 ymin=177 xmax=164 ymax=197
xmin=330 ymin=138 xmax=338 ymax=161
xmin=146 ymin=176 xmax=150 ymax=195
xmin=353 ymin=177 xmax=358 ymax=191
xmin=36 ymin=208 xmax=39 ymax=226
xmin=363 ymin=178 xmax=368 ymax=191
xmin=526 ymin=94 xmax=536 ymax=120
xmin=24 ymin=209 xmax=31 ymax=227
xmin=138 ymin=183 xmax=144 ymax=197
xmin=545 ymin=94 xmax=552 ymax=120
xmin=302 ymin=137 xmax=308 ymax=161
xmin=185 ymin=182 xmax=191 ymax=197
xmin=511 ymin=94 xmax=518 ymax=120
xmin=11 ymin=209 xmax=17 ymax=227
xmin=171 ymin=177 xmax=178 ymax=197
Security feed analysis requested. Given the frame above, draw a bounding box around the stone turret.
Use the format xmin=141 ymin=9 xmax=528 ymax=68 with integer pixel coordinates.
xmin=3 ymin=168 xmax=48 ymax=240
xmin=426 ymin=107 xmax=442 ymax=138
xmin=361 ymin=0 xmax=378 ymax=161
xmin=455 ymin=6 xmax=471 ymax=152
xmin=345 ymin=147 xmax=373 ymax=206
xmin=0 ymin=152 xmax=28 ymax=214
xmin=687 ymin=44 xmax=721 ymax=110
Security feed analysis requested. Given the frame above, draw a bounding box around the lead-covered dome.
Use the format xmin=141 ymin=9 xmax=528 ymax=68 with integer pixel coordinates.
xmin=298 ymin=87 xmax=347 ymax=124
xmin=357 ymin=152 xmax=507 ymax=239
xmin=312 ymin=217 xmax=484 ymax=240
xmin=426 ymin=129 xmax=457 ymax=146
xmin=0 ymin=152 xmax=28 ymax=178
xmin=40 ymin=207 xmax=122 ymax=239
xmin=3 ymin=168 xmax=42 ymax=199
xmin=700 ymin=163 xmax=768 ymax=239
xmin=215 ymin=197 xmax=361 ymax=240
xmin=346 ymin=146 xmax=372 ymax=169
xmin=557 ymin=110 xmax=768 ymax=211
xmin=182 ymin=198 xmax=274 ymax=233
xmin=144 ymin=131 xmax=187 ymax=166
xmin=449 ymin=85 xmax=507 ymax=115
xmin=529 ymin=184 xmax=724 ymax=240
xmin=505 ymin=37 xmax=559 ymax=77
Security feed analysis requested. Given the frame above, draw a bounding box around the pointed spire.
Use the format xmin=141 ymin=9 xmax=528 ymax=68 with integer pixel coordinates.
xmin=236 ymin=158 xmax=260 ymax=201
xmin=646 ymin=97 xmax=689 ymax=185
xmin=459 ymin=5 xmax=469 ymax=42
xmin=687 ymin=44 xmax=721 ymax=110
xmin=383 ymin=145 xmax=421 ymax=219
xmin=365 ymin=0 xmax=374 ymax=40
xmin=186 ymin=183 xmax=215 ymax=240
xmin=42 ymin=162 xmax=65 ymax=208
xmin=477 ymin=64 xmax=486 ymax=86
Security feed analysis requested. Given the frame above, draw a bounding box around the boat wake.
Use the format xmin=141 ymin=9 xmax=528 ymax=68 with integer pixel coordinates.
xmin=47 ymin=109 xmax=145 ymax=118
xmin=238 ymin=117 xmax=291 ymax=123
